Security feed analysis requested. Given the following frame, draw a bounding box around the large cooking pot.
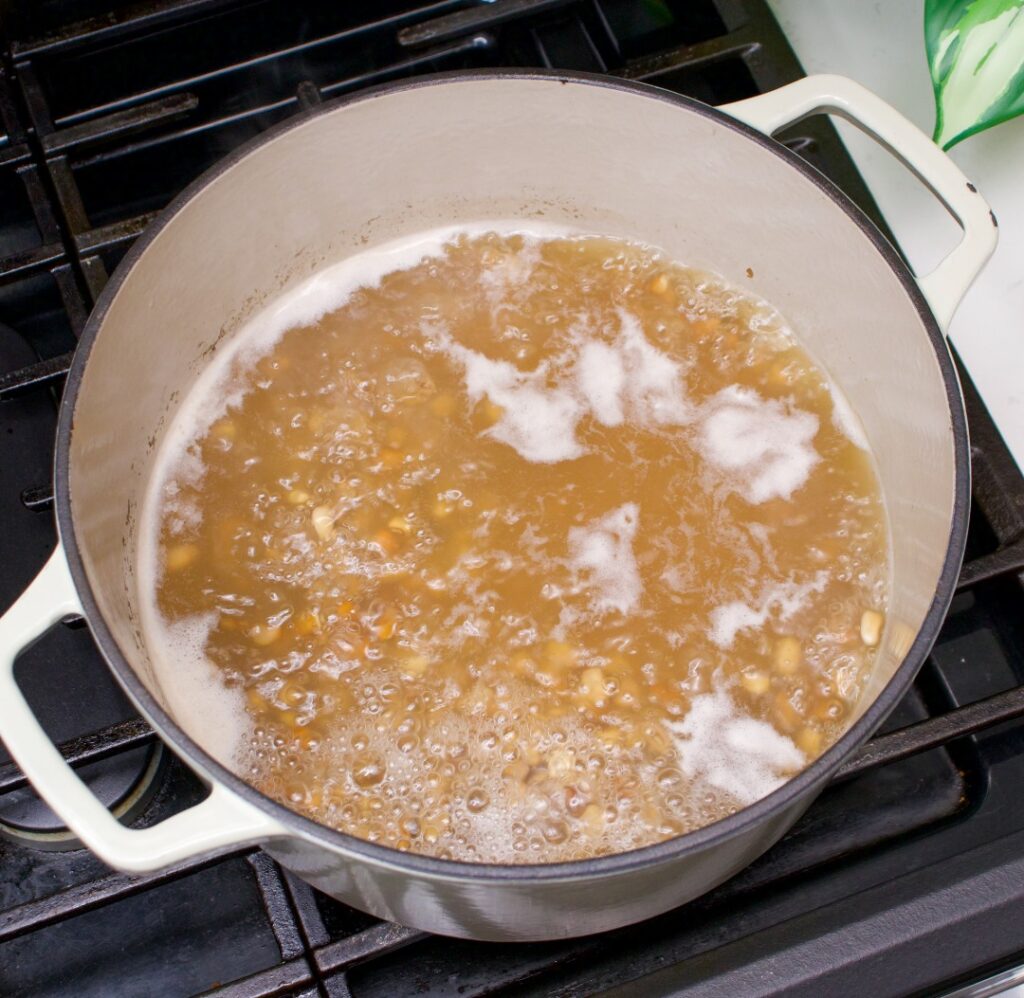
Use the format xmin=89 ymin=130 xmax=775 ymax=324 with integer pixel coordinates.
xmin=0 ymin=71 xmax=996 ymax=941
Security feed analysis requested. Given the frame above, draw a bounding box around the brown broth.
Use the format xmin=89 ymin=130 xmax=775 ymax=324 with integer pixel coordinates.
xmin=143 ymin=228 xmax=889 ymax=863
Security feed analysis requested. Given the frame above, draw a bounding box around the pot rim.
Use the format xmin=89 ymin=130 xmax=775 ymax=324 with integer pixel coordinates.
xmin=54 ymin=68 xmax=970 ymax=883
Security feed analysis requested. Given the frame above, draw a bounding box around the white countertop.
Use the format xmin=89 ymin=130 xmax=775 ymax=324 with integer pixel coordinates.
xmin=769 ymin=0 xmax=1024 ymax=470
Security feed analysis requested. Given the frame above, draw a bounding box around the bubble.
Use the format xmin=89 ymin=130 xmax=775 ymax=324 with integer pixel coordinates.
xmin=352 ymin=754 xmax=386 ymax=788
xmin=564 ymin=786 xmax=589 ymax=817
xmin=467 ymin=788 xmax=490 ymax=813
xmin=542 ymin=820 xmax=568 ymax=844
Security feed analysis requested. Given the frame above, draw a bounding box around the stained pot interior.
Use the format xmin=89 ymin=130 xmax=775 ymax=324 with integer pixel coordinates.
xmin=65 ymin=76 xmax=957 ymax=773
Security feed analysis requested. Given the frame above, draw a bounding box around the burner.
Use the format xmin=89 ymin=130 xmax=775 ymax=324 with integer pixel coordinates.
xmin=0 ymin=744 xmax=165 ymax=850
xmin=0 ymin=322 xmax=165 ymax=848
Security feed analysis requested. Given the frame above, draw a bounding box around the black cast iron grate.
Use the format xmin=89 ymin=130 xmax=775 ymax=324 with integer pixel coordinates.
xmin=1 ymin=1 xmax=1023 ymax=995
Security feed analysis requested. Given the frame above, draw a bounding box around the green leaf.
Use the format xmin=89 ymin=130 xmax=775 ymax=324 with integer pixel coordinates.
xmin=925 ymin=0 xmax=1024 ymax=149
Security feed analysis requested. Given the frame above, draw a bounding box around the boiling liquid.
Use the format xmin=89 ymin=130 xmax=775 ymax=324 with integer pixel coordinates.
xmin=142 ymin=228 xmax=888 ymax=863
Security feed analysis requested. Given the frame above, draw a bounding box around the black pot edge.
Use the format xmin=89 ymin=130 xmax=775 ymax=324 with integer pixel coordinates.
xmin=52 ymin=68 xmax=971 ymax=884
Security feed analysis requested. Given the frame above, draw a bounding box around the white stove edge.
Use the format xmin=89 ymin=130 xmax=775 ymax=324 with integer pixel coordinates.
xmin=768 ymin=0 xmax=1024 ymax=472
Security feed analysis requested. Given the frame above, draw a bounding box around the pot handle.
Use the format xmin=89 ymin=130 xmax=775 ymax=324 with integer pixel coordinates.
xmin=0 ymin=546 xmax=285 ymax=872
xmin=720 ymin=74 xmax=997 ymax=333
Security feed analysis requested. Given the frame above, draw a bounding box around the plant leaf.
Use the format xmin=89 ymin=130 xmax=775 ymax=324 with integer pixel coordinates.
xmin=925 ymin=0 xmax=1024 ymax=149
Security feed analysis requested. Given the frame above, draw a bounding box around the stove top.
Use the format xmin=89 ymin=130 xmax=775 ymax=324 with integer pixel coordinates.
xmin=2 ymin=1 xmax=1024 ymax=995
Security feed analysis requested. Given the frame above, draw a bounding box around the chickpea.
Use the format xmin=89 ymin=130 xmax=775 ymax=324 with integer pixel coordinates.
xmin=773 ymin=637 xmax=802 ymax=674
xmin=165 ymin=543 xmax=199 ymax=571
xmin=860 ymin=610 xmax=885 ymax=647
xmin=311 ymin=506 xmax=334 ymax=540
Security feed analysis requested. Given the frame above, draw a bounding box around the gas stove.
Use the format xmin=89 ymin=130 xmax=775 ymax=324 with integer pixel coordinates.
xmin=2 ymin=2 xmax=1024 ymax=995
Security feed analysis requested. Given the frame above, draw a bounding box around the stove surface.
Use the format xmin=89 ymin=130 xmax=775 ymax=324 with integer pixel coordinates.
xmin=2 ymin=2 xmax=1024 ymax=996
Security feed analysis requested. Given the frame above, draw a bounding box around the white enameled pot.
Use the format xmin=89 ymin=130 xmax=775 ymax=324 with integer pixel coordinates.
xmin=0 ymin=72 xmax=996 ymax=941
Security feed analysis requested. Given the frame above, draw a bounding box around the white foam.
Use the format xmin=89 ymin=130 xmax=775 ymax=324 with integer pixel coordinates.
xmin=162 ymin=490 xmax=202 ymax=536
xmin=567 ymin=503 xmax=642 ymax=614
xmin=667 ymin=689 xmax=805 ymax=806
xmin=438 ymin=308 xmax=690 ymax=464
xmin=708 ymin=570 xmax=830 ymax=648
xmin=615 ymin=309 xmax=691 ymax=425
xmin=479 ymin=238 xmax=542 ymax=306
xmin=709 ymin=602 xmax=769 ymax=648
xmin=444 ymin=337 xmax=586 ymax=463
xmin=576 ymin=340 xmax=625 ymax=427
xmin=136 ymin=609 xmax=249 ymax=766
xmin=698 ymin=385 xmax=819 ymax=503
xmin=828 ymin=381 xmax=870 ymax=450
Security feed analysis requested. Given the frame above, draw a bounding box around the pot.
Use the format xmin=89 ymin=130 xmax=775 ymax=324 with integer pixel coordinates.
xmin=0 ymin=71 xmax=996 ymax=942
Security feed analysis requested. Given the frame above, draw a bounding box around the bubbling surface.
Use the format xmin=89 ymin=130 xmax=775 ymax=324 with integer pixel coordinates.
xmin=141 ymin=227 xmax=889 ymax=863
